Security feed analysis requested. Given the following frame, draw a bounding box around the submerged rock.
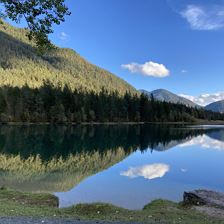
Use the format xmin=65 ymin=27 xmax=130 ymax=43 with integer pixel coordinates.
xmin=184 ymin=190 xmax=224 ymax=208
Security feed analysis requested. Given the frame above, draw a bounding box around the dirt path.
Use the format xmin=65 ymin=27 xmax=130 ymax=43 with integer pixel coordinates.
xmin=0 ymin=217 xmax=142 ymax=224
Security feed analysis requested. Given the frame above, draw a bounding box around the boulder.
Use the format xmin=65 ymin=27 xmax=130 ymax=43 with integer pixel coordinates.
xmin=183 ymin=190 xmax=224 ymax=208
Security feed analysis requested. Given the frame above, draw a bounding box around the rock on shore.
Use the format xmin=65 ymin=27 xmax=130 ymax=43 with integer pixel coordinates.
xmin=184 ymin=190 xmax=224 ymax=208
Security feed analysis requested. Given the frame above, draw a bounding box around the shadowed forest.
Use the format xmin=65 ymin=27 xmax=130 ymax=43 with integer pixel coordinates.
xmin=0 ymin=83 xmax=224 ymax=123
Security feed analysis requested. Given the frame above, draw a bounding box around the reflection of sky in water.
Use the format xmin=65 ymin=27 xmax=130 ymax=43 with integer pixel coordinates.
xmin=121 ymin=163 xmax=170 ymax=180
xmin=56 ymin=128 xmax=224 ymax=210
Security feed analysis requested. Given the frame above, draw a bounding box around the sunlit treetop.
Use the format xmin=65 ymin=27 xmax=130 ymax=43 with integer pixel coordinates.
xmin=0 ymin=0 xmax=71 ymax=53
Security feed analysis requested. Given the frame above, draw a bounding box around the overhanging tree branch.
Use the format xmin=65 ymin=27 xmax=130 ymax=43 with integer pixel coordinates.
xmin=0 ymin=0 xmax=71 ymax=52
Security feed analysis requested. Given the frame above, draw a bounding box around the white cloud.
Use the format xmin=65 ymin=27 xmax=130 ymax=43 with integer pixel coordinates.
xmin=181 ymin=69 xmax=187 ymax=73
xmin=179 ymin=135 xmax=224 ymax=151
xmin=122 ymin=61 xmax=170 ymax=78
xmin=120 ymin=163 xmax=170 ymax=180
xmin=181 ymin=4 xmax=224 ymax=30
xmin=179 ymin=92 xmax=224 ymax=106
xmin=59 ymin=32 xmax=70 ymax=41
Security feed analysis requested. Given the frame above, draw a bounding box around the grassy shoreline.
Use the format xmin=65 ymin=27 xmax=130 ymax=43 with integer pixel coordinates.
xmin=0 ymin=188 xmax=223 ymax=223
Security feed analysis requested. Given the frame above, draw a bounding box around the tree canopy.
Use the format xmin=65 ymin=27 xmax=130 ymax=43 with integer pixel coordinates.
xmin=0 ymin=0 xmax=70 ymax=52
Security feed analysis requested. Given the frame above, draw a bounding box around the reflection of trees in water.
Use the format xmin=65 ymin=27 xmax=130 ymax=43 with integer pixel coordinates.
xmin=0 ymin=124 xmax=217 ymax=159
xmin=0 ymin=147 xmax=129 ymax=192
xmin=0 ymin=124 xmax=222 ymax=193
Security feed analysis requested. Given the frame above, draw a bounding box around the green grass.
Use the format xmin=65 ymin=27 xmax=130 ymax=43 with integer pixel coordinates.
xmin=0 ymin=189 xmax=224 ymax=223
xmin=0 ymin=187 xmax=58 ymax=207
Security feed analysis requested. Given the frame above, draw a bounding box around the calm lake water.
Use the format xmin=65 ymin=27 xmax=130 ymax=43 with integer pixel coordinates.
xmin=0 ymin=124 xmax=224 ymax=209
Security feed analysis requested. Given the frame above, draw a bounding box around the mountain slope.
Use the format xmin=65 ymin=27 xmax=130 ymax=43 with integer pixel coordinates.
xmin=0 ymin=21 xmax=137 ymax=94
xmin=0 ymin=22 xmax=224 ymax=123
xmin=205 ymin=100 xmax=224 ymax=113
xmin=140 ymin=89 xmax=199 ymax=108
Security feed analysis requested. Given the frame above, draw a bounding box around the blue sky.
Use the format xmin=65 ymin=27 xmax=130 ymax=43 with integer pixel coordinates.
xmin=7 ymin=0 xmax=224 ymax=106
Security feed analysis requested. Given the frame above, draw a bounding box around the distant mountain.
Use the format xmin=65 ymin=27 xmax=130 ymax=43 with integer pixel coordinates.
xmin=205 ymin=100 xmax=224 ymax=113
xmin=140 ymin=89 xmax=199 ymax=108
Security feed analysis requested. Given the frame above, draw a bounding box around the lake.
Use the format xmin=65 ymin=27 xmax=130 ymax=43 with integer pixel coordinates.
xmin=0 ymin=124 xmax=224 ymax=210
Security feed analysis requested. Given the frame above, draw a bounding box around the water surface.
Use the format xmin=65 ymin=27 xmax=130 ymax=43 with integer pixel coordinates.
xmin=0 ymin=124 xmax=223 ymax=209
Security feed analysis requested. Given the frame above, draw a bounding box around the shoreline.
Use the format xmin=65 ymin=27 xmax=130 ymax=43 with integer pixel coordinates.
xmin=0 ymin=188 xmax=223 ymax=224
xmin=1 ymin=120 xmax=224 ymax=126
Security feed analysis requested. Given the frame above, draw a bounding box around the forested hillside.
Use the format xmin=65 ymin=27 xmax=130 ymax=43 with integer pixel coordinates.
xmin=0 ymin=22 xmax=223 ymax=123
xmin=0 ymin=21 xmax=136 ymax=94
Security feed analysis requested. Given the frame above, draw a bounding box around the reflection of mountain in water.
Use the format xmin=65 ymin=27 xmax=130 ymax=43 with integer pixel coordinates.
xmin=207 ymin=129 xmax=224 ymax=142
xmin=154 ymin=139 xmax=190 ymax=151
xmin=179 ymin=128 xmax=224 ymax=150
xmin=0 ymin=124 xmax=222 ymax=193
